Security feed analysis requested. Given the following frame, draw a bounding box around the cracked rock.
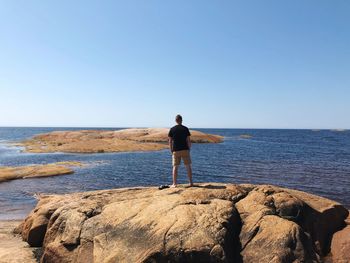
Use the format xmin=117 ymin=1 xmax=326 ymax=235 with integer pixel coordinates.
xmin=20 ymin=183 xmax=348 ymax=263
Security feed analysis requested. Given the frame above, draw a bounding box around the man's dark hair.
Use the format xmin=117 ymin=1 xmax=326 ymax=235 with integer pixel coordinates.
xmin=175 ymin=114 xmax=182 ymax=123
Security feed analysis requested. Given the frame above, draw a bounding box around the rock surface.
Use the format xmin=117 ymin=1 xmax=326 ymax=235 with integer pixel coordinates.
xmin=0 ymin=162 xmax=82 ymax=183
xmin=0 ymin=220 xmax=36 ymax=263
xmin=330 ymin=215 xmax=350 ymax=262
xmin=18 ymin=128 xmax=223 ymax=153
xmin=19 ymin=183 xmax=349 ymax=263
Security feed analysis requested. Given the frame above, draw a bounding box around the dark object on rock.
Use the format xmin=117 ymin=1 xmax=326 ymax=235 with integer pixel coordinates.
xmin=158 ymin=184 xmax=170 ymax=190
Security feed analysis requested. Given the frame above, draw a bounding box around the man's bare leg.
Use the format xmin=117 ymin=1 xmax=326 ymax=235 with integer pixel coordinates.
xmin=172 ymin=165 xmax=179 ymax=187
xmin=185 ymin=164 xmax=193 ymax=186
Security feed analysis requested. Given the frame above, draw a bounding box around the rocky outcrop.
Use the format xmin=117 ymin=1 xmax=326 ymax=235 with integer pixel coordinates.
xmin=18 ymin=128 xmax=223 ymax=153
xmin=19 ymin=183 xmax=349 ymax=263
xmin=235 ymin=186 xmax=349 ymax=262
xmin=0 ymin=162 xmax=82 ymax=183
xmin=329 ymin=215 xmax=350 ymax=262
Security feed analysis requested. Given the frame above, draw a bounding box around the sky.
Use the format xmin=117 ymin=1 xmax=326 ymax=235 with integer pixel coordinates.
xmin=0 ymin=1 xmax=349 ymax=129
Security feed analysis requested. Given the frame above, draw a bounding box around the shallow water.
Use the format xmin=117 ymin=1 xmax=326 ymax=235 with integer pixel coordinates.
xmin=0 ymin=127 xmax=349 ymax=220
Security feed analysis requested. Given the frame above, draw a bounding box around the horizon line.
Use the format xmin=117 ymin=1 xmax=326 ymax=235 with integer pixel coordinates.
xmin=0 ymin=126 xmax=348 ymax=131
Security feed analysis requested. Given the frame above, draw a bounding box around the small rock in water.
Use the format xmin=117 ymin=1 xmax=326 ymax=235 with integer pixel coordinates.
xmin=239 ymin=134 xmax=252 ymax=139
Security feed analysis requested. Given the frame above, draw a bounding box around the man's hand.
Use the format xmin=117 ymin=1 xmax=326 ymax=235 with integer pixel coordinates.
xmin=187 ymin=136 xmax=191 ymax=150
xmin=168 ymin=137 xmax=174 ymax=153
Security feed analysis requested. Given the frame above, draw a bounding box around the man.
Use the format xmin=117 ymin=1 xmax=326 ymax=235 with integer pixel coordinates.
xmin=168 ymin=114 xmax=193 ymax=187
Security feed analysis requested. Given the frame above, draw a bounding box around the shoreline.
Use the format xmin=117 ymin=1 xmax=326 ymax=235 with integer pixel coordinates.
xmin=1 ymin=180 xmax=349 ymax=223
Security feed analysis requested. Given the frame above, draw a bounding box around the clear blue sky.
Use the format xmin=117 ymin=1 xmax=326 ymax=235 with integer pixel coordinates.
xmin=0 ymin=1 xmax=349 ymax=128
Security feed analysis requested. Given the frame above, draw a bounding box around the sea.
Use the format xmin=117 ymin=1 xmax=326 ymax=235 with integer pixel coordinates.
xmin=0 ymin=127 xmax=349 ymax=220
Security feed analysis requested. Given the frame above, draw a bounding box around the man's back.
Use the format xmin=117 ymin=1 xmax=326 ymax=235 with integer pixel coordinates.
xmin=168 ymin=114 xmax=193 ymax=187
xmin=168 ymin=125 xmax=191 ymax=151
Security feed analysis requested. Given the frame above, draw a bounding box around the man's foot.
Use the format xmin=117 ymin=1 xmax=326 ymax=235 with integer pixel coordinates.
xmin=170 ymin=184 xmax=177 ymax=188
xmin=189 ymin=183 xmax=194 ymax=187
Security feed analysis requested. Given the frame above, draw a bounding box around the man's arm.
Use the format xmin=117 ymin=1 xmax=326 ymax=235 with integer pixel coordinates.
xmin=168 ymin=137 xmax=174 ymax=152
xmin=186 ymin=127 xmax=191 ymax=150
xmin=187 ymin=136 xmax=191 ymax=150
xmin=168 ymin=128 xmax=174 ymax=152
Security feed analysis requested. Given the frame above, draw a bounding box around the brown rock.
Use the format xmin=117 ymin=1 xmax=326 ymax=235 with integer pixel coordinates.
xmin=18 ymin=128 xmax=223 ymax=153
xmin=20 ymin=184 xmax=349 ymax=263
xmin=285 ymin=188 xmax=349 ymax=256
xmin=237 ymin=186 xmax=312 ymax=262
xmin=0 ymin=162 xmax=82 ymax=183
xmin=236 ymin=185 xmax=349 ymax=262
xmin=330 ymin=215 xmax=350 ymax=262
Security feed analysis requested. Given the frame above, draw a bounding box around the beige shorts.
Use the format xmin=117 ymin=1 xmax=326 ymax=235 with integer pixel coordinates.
xmin=172 ymin=150 xmax=192 ymax=166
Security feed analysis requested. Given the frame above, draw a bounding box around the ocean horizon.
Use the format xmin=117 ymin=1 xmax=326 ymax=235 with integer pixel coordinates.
xmin=0 ymin=126 xmax=348 ymax=130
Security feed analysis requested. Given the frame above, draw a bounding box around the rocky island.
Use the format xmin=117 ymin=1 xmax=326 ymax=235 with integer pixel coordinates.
xmin=0 ymin=162 xmax=83 ymax=183
xmin=18 ymin=128 xmax=223 ymax=153
xmin=15 ymin=183 xmax=350 ymax=263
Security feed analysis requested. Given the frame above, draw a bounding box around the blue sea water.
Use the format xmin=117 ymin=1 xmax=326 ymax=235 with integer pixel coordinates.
xmin=0 ymin=127 xmax=349 ymax=220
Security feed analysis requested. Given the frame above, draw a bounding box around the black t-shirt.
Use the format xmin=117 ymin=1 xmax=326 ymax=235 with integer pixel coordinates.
xmin=168 ymin=125 xmax=191 ymax=151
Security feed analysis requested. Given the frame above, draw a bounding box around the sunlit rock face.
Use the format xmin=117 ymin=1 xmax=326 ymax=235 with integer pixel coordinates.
xmin=19 ymin=183 xmax=349 ymax=263
xmin=19 ymin=128 xmax=223 ymax=153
